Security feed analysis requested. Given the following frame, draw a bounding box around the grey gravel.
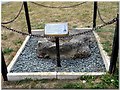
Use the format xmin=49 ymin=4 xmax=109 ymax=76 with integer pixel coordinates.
xmin=10 ymin=31 xmax=106 ymax=73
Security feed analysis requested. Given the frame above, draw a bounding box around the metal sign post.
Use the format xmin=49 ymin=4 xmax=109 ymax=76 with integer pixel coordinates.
xmin=55 ymin=37 xmax=61 ymax=67
xmin=45 ymin=23 xmax=68 ymax=67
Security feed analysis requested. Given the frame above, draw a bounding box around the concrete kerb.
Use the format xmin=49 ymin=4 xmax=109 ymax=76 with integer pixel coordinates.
xmin=31 ymin=29 xmax=44 ymax=35
xmin=7 ymin=28 xmax=110 ymax=80
xmin=7 ymin=72 xmax=57 ymax=81
xmin=57 ymin=72 xmax=106 ymax=79
xmin=93 ymin=31 xmax=110 ymax=71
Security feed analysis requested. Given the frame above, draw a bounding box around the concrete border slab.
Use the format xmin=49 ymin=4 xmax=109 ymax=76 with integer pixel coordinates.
xmin=57 ymin=72 xmax=106 ymax=79
xmin=31 ymin=29 xmax=44 ymax=35
xmin=7 ymin=72 xmax=57 ymax=81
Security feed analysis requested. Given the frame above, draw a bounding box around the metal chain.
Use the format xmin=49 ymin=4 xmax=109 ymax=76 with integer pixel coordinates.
xmin=61 ymin=17 xmax=117 ymax=38
xmin=1 ymin=24 xmax=92 ymax=38
xmin=1 ymin=3 xmax=23 ymax=24
xmin=1 ymin=16 xmax=117 ymax=39
xmin=97 ymin=5 xmax=107 ymax=24
xmin=97 ymin=3 xmax=118 ymax=25
xmin=31 ymin=2 xmax=86 ymax=8
xmin=1 ymin=25 xmax=29 ymax=35
xmin=95 ymin=16 xmax=117 ymax=30
xmin=62 ymin=29 xmax=93 ymax=39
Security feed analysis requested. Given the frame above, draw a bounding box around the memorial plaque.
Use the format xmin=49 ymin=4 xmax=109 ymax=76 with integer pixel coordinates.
xmin=45 ymin=23 xmax=68 ymax=36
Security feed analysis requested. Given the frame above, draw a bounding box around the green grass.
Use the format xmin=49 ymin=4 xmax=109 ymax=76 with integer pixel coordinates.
xmin=91 ymin=83 xmax=107 ymax=89
xmin=96 ymin=28 xmax=114 ymax=56
xmin=102 ymin=41 xmax=112 ymax=55
xmin=13 ymin=39 xmax=23 ymax=45
xmin=72 ymin=25 xmax=78 ymax=28
xmin=3 ymin=48 xmax=14 ymax=55
xmin=61 ymin=74 xmax=119 ymax=89
xmin=101 ymin=74 xmax=119 ymax=88
xmin=63 ymin=83 xmax=83 ymax=89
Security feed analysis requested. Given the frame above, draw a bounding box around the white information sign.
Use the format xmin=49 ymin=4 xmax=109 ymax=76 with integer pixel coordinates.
xmin=45 ymin=23 xmax=68 ymax=36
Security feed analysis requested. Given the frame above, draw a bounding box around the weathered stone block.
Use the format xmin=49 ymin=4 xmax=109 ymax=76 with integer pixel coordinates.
xmin=37 ymin=30 xmax=93 ymax=59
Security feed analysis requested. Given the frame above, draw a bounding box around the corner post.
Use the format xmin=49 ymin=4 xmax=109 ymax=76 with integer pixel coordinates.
xmin=93 ymin=2 xmax=97 ymax=29
xmin=23 ymin=2 xmax=31 ymax=34
xmin=1 ymin=50 xmax=8 ymax=81
xmin=109 ymin=14 xmax=119 ymax=74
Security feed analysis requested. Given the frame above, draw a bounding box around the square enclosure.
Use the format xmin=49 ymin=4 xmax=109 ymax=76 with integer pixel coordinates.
xmin=7 ymin=28 xmax=110 ymax=81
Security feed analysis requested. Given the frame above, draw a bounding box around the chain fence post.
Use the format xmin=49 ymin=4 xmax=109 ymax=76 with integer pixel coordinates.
xmin=23 ymin=2 xmax=31 ymax=34
xmin=93 ymin=2 xmax=97 ymax=29
xmin=1 ymin=50 xmax=8 ymax=81
xmin=109 ymin=14 xmax=119 ymax=74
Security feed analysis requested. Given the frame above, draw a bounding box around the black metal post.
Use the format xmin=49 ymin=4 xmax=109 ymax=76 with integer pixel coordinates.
xmin=1 ymin=50 xmax=8 ymax=81
xmin=23 ymin=2 xmax=31 ymax=34
xmin=55 ymin=37 xmax=61 ymax=67
xmin=93 ymin=2 xmax=97 ymax=28
xmin=109 ymin=14 xmax=119 ymax=74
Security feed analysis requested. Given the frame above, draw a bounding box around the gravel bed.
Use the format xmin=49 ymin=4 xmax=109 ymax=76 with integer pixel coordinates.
xmin=10 ymin=31 xmax=106 ymax=72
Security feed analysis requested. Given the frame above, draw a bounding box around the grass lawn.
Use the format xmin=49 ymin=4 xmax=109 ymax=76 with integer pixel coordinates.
xmin=1 ymin=2 xmax=119 ymax=89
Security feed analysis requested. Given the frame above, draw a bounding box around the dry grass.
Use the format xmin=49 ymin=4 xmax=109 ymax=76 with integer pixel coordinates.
xmin=1 ymin=1 xmax=118 ymax=89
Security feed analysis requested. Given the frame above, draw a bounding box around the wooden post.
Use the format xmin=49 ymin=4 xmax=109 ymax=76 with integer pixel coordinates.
xmin=93 ymin=2 xmax=97 ymax=28
xmin=55 ymin=37 xmax=61 ymax=67
xmin=23 ymin=2 xmax=31 ymax=34
xmin=1 ymin=50 xmax=8 ymax=81
xmin=109 ymin=14 xmax=119 ymax=74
